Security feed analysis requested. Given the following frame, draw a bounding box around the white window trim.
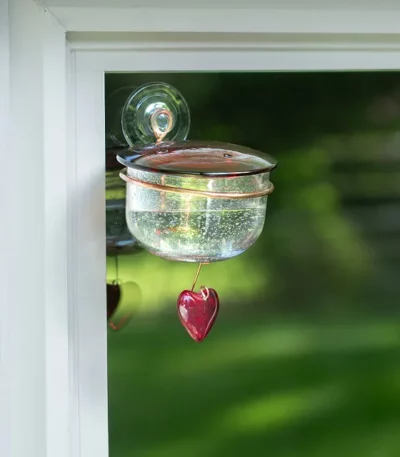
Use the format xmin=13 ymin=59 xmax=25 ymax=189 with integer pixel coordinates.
xmin=2 ymin=3 xmax=70 ymax=457
xmin=3 ymin=2 xmax=400 ymax=457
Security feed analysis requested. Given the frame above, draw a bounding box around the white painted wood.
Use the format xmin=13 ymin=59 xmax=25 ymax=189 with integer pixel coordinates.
xmin=72 ymin=63 xmax=109 ymax=457
xmin=7 ymin=1 xmax=47 ymax=455
xmin=42 ymin=12 xmax=70 ymax=457
xmin=67 ymin=32 xmax=400 ymax=51
xmin=48 ymin=7 xmax=400 ymax=34
xmin=1 ymin=1 xmax=70 ymax=457
xmin=0 ymin=1 xmax=11 ymax=456
xmin=66 ymin=46 xmax=82 ymax=457
xmin=75 ymin=47 xmax=400 ymax=73
xmin=42 ymin=0 xmax=400 ymax=10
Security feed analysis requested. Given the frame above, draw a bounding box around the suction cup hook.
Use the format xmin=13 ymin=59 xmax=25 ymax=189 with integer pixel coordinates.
xmin=120 ymin=82 xmax=190 ymax=146
xmin=150 ymin=108 xmax=174 ymax=143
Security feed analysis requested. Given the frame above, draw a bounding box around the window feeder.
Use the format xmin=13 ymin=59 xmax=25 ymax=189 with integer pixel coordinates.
xmin=110 ymin=82 xmax=277 ymax=341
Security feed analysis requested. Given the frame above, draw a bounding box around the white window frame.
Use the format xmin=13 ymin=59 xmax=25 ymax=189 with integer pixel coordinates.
xmin=3 ymin=2 xmax=400 ymax=457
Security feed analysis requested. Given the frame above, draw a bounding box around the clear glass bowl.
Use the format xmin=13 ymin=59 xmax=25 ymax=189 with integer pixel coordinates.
xmin=118 ymin=141 xmax=277 ymax=263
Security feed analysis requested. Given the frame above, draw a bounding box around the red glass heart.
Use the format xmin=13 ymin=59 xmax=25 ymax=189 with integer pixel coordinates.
xmin=177 ymin=287 xmax=219 ymax=342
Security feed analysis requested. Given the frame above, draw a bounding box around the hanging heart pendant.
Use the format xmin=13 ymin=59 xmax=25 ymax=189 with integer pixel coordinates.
xmin=177 ymin=286 xmax=219 ymax=342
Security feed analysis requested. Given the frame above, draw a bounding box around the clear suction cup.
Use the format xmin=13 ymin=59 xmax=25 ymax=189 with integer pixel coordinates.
xmin=106 ymin=82 xmax=190 ymax=147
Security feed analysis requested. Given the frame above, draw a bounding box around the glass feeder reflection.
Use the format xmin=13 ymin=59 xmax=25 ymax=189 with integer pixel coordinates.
xmin=107 ymin=278 xmax=142 ymax=331
xmin=106 ymin=133 xmax=144 ymax=330
xmin=106 ymin=149 xmax=142 ymax=257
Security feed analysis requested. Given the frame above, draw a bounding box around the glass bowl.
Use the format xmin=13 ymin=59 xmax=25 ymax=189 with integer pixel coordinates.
xmin=117 ymin=141 xmax=277 ymax=263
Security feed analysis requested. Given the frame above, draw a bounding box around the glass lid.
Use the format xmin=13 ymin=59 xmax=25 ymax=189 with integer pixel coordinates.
xmin=116 ymin=141 xmax=277 ymax=177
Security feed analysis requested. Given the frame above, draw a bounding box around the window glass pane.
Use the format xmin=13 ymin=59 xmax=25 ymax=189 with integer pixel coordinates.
xmin=106 ymin=72 xmax=400 ymax=457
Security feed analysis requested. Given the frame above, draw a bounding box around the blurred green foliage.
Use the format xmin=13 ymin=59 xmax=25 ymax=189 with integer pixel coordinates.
xmin=106 ymin=72 xmax=400 ymax=457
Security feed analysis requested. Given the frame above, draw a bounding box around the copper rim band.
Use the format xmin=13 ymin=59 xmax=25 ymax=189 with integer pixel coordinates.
xmin=119 ymin=169 xmax=274 ymax=199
